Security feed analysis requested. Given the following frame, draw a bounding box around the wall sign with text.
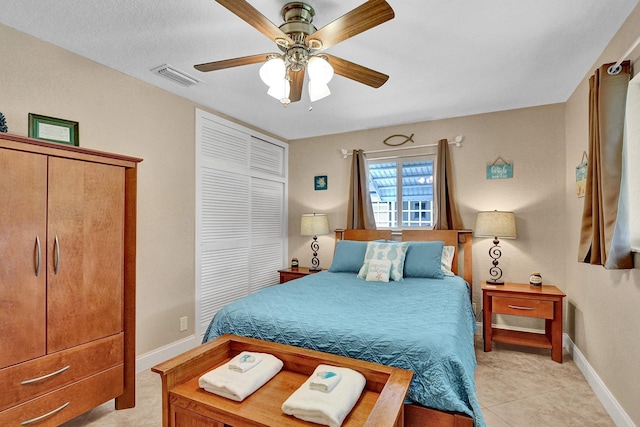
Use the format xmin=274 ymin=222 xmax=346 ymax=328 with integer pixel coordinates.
xmin=486 ymin=163 xmax=513 ymax=180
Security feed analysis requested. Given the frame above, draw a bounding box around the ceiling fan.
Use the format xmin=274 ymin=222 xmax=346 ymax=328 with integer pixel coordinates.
xmin=194 ymin=0 xmax=395 ymax=105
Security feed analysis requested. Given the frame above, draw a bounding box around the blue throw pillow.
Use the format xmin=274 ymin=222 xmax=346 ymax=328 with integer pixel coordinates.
xmin=403 ymin=241 xmax=445 ymax=279
xmin=329 ymin=240 xmax=369 ymax=273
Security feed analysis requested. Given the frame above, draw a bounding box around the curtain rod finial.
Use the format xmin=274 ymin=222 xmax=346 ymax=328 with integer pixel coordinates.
xmin=341 ymin=148 xmax=349 ymax=158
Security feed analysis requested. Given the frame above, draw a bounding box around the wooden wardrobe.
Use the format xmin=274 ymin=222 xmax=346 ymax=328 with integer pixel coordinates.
xmin=0 ymin=133 xmax=141 ymax=425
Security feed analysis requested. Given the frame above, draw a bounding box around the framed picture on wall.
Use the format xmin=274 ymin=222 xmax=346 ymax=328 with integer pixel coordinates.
xmin=314 ymin=175 xmax=328 ymax=191
xmin=28 ymin=113 xmax=79 ymax=146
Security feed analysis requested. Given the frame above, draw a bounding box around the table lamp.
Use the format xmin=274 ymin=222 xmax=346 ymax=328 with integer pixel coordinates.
xmin=474 ymin=210 xmax=517 ymax=285
xmin=300 ymin=213 xmax=330 ymax=271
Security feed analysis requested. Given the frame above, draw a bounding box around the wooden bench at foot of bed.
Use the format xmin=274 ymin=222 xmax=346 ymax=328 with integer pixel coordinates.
xmin=152 ymin=334 xmax=414 ymax=427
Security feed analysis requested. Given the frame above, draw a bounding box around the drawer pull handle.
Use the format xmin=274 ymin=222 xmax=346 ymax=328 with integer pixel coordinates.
xmin=21 ymin=401 xmax=70 ymax=425
xmin=21 ymin=365 xmax=70 ymax=385
xmin=508 ymin=304 xmax=535 ymax=311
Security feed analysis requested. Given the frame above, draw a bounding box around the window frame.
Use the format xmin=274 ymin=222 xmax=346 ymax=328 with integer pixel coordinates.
xmin=367 ymin=154 xmax=437 ymax=230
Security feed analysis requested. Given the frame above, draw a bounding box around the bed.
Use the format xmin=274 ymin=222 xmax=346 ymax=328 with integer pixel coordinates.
xmin=203 ymin=229 xmax=484 ymax=427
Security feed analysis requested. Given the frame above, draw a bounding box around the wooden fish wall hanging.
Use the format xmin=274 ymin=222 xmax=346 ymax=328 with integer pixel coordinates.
xmin=383 ymin=133 xmax=414 ymax=146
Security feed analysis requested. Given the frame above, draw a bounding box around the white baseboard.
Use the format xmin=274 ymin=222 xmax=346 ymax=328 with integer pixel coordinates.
xmin=135 ymin=335 xmax=200 ymax=373
xmin=476 ymin=322 xmax=634 ymax=426
xmin=564 ymin=335 xmax=635 ymax=427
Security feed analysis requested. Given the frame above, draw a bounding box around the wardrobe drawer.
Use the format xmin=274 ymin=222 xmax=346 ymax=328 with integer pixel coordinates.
xmin=493 ymin=297 xmax=554 ymax=319
xmin=0 ymin=364 xmax=123 ymax=427
xmin=0 ymin=334 xmax=123 ymax=411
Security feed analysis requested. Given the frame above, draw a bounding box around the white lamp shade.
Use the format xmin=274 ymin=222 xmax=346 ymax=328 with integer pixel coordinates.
xmin=474 ymin=211 xmax=517 ymax=239
xmin=308 ymin=81 xmax=331 ymax=102
xmin=259 ymin=57 xmax=286 ymax=87
xmin=300 ymin=213 xmax=330 ymax=236
xmin=307 ymin=56 xmax=334 ymax=84
xmin=267 ymin=78 xmax=291 ymax=103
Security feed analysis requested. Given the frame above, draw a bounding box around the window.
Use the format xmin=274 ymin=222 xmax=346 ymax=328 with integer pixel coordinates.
xmin=368 ymin=157 xmax=435 ymax=228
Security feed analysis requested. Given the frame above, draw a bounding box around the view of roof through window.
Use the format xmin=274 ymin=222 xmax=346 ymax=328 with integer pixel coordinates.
xmin=368 ymin=159 xmax=435 ymax=228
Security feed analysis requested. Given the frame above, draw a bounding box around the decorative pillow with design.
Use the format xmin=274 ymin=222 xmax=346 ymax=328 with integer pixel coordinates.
xmin=329 ymin=240 xmax=368 ymax=273
xmin=365 ymin=259 xmax=392 ymax=282
xmin=358 ymin=241 xmax=409 ymax=281
xmin=403 ymin=241 xmax=445 ymax=279
xmin=441 ymin=246 xmax=456 ymax=276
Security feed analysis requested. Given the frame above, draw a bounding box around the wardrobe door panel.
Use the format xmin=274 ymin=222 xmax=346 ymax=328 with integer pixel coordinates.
xmin=47 ymin=157 xmax=125 ymax=352
xmin=0 ymin=149 xmax=47 ymax=368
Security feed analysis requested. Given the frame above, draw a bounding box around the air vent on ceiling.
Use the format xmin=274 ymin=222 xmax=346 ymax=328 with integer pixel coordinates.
xmin=151 ymin=64 xmax=200 ymax=87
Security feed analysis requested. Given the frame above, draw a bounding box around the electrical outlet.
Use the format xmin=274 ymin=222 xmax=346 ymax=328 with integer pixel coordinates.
xmin=180 ymin=316 xmax=188 ymax=332
xmin=472 ymin=303 xmax=477 ymax=316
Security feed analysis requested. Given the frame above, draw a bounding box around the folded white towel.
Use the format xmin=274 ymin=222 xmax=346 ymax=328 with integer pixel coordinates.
xmin=282 ymin=364 xmax=366 ymax=427
xmin=228 ymin=351 xmax=263 ymax=373
xmin=309 ymin=370 xmax=342 ymax=393
xmin=198 ymin=352 xmax=283 ymax=401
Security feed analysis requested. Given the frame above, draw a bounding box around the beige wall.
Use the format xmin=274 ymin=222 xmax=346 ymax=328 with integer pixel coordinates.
xmin=0 ymin=23 xmax=201 ymax=355
xmin=288 ymin=104 xmax=567 ymax=321
xmin=564 ymin=3 xmax=640 ymax=424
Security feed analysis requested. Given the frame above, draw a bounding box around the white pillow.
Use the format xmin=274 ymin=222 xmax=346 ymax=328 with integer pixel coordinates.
xmin=365 ymin=259 xmax=392 ymax=282
xmin=441 ymin=245 xmax=455 ymax=276
xmin=358 ymin=241 xmax=409 ymax=281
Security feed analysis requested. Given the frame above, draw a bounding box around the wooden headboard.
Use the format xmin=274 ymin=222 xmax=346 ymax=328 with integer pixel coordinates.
xmin=335 ymin=229 xmax=473 ymax=295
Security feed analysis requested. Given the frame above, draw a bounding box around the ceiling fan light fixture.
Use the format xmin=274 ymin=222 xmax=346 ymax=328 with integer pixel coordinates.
xmin=259 ymin=56 xmax=286 ymax=87
xmin=267 ymin=78 xmax=291 ymax=104
xmin=307 ymin=56 xmax=333 ymax=84
xmin=308 ymin=80 xmax=331 ymax=102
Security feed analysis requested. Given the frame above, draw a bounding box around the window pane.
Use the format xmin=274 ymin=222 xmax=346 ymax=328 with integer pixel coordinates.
xmin=369 ymin=162 xmax=397 ymax=228
xmin=401 ymin=161 xmax=433 ymax=227
xmin=368 ymin=159 xmax=434 ymax=228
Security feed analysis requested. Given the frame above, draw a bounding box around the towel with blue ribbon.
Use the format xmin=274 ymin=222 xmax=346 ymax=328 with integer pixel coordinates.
xmin=282 ymin=364 xmax=366 ymax=427
xmin=198 ymin=351 xmax=283 ymax=401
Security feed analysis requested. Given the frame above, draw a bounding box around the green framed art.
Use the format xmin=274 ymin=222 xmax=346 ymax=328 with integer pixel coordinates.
xmin=314 ymin=175 xmax=327 ymax=190
xmin=28 ymin=113 xmax=79 ymax=146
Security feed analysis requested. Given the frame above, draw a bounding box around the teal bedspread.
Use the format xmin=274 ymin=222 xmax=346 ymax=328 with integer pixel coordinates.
xmin=203 ymin=271 xmax=485 ymax=426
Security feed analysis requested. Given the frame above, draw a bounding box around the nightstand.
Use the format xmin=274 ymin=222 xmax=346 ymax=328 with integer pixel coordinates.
xmin=277 ymin=267 xmax=319 ymax=284
xmin=482 ymin=281 xmax=566 ymax=363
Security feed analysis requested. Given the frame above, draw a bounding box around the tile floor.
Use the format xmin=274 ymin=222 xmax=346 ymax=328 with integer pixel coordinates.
xmin=61 ymin=336 xmax=615 ymax=426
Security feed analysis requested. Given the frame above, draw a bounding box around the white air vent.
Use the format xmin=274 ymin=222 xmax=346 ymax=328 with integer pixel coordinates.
xmin=151 ymin=64 xmax=199 ymax=86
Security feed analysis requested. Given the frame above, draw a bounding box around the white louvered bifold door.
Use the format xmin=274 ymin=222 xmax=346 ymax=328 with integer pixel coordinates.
xmin=196 ymin=110 xmax=288 ymax=338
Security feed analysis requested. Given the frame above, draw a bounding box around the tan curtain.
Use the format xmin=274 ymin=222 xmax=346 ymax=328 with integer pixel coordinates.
xmin=434 ymin=139 xmax=463 ymax=230
xmin=347 ymin=149 xmax=376 ymax=229
xmin=578 ymin=61 xmax=633 ymax=269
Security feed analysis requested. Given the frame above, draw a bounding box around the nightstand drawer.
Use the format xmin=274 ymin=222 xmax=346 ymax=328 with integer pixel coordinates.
xmin=279 ymin=271 xmax=307 ymax=283
xmin=493 ymin=296 xmax=554 ymax=319
xmin=278 ymin=267 xmax=318 ymax=284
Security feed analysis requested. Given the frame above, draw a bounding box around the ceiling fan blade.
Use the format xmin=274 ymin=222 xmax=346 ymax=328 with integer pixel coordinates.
xmin=324 ymin=54 xmax=389 ymax=88
xmin=216 ymin=0 xmax=294 ymax=46
xmin=289 ymin=70 xmax=304 ymax=103
xmin=307 ymin=0 xmax=394 ymax=50
xmin=194 ymin=54 xmax=273 ymax=72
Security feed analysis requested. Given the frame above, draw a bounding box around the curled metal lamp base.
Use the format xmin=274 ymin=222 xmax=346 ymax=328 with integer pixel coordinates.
xmin=309 ymin=235 xmax=322 ymax=271
xmin=487 ymin=237 xmax=505 ymax=285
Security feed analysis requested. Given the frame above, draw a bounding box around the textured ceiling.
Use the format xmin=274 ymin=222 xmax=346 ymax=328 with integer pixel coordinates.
xmin=1 ymin=0 xmax=638 ymax=140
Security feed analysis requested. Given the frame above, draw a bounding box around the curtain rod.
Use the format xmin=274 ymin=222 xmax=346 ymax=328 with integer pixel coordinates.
xmin=341 ymin=135 xmax=463 ymax=159
xmin=608 ymin=34 xmax=640 ymax=75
